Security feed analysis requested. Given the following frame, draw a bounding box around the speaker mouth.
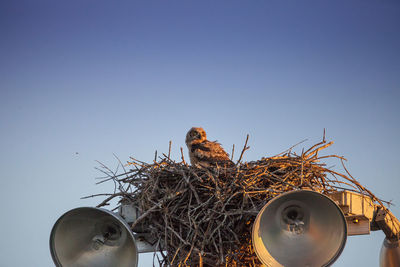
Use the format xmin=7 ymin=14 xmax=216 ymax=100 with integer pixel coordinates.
xmin=50 ymin=207 xmax=138 ymax=267
xmin=281 ymin=204 xmax=308 ymax=235
xmin=94 ymin=220 xmax=124 ymax=247
xmin=252 ymin=190 xmax=347 ymax=267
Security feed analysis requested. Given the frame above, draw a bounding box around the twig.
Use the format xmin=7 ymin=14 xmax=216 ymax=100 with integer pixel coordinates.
xmin=237 ymin=134 xmax=249 ymax=164
xmin=90 ymin=137 xmax=391 ymax=266
xmin=180 ymin=147 xmax=186 ymax=165
xmin=168 ymin=141 xmax=172 ymax=160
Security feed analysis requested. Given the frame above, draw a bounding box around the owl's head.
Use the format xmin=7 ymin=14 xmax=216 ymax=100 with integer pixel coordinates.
xmin=185 ymin=127 xmax=207 ymax=145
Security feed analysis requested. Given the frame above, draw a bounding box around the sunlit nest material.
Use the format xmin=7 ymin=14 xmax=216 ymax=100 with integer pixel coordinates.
xmin=87 ymin=137 xmax=389 ymax=267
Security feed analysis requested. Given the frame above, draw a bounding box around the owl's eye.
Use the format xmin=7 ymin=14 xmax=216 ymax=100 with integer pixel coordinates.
xmin=192 ymin=132 xmax=200 ymax=139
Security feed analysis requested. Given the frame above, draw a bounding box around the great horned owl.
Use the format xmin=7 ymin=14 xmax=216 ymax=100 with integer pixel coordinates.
xmin=185 ymin=127 xmax=234 ymax=168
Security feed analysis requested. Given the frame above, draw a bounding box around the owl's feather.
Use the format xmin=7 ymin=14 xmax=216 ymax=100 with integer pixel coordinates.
xmin=186 ymin=127 xmax=234 ymax=168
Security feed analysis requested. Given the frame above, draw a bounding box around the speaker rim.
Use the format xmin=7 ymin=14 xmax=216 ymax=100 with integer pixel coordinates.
xmin=252 ymin=190 xmax=348 ymax=267
xmin=49 ymin=206 xmax=138 ymax=267
xmin=380 ymin=237 xmax=400 ymax=267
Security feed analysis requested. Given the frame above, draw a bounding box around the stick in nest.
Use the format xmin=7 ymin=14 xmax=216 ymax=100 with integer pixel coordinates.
xmin=84 ymin=136 xmax=388 ymax=266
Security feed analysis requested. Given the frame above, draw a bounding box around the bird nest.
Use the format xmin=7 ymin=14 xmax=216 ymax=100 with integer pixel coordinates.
xmin=87 ymin=138 xmax=387 ymax=267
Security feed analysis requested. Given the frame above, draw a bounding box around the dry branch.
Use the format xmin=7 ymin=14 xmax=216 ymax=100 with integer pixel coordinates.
xmin=86 ymin=138 xmax=388 ymax=266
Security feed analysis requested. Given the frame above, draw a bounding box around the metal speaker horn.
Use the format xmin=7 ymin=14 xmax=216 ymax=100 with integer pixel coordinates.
xmin=252 ymin=190 xmax=347 ymax=267
xmin=50 ymin=207 xmax=138 ymax=267
xmin=380 ymin=238 xmax=400 ymax=267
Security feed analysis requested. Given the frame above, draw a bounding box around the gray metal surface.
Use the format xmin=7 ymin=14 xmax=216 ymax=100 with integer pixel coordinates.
xmin=252 ymin=190 xmax=347 ymax=267
xmin=380 ymin=238 xmax=400 ymax=267
xmin=50 ymin=207 xmax=138 ymax=267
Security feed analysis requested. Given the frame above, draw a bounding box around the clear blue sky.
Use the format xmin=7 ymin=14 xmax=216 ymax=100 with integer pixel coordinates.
xmin=1 ymin=0 xmax=399 ymax=266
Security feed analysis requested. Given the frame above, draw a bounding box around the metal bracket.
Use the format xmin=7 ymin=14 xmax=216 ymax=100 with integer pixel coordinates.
xmin=328 ymin=190 xmax=400 ymax=241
